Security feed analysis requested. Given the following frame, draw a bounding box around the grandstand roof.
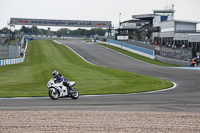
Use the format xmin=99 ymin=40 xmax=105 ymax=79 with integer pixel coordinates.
xmin=120 ymin=19 xmax=150 ymax=24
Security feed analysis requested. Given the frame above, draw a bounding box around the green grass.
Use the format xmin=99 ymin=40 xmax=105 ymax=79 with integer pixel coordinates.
xmin=96 ymin=42 xmax=180 ymax=67
xmin=0 ymin=40 xmax=173 ymax=97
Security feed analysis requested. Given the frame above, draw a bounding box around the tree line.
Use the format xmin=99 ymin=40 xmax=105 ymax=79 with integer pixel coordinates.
xmin=0 ymin=26 xmax=105 ymax=37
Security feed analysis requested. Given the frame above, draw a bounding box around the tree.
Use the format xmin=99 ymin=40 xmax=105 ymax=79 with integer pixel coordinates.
xmin=20 ymin=25 xmax=44 ymax=35
xmin=40 ymin=29 xmax=47 ymax=35
xmin=55 ymin=28 xmax=70 ymax=37
xmin=20 ymin=26 xmax=30 ymax=34
xmin=17 ymin=26 xmax=105 ymax=36
xmin=31 ymin=25 xmax=39 ymax=35
xmin=1 ymin=27 xmax=10 ymax=34
xmin=90 ymin=28 xmax=105 ymax=36
xmin=67 ymin=28 xmax=105 ymax=37
xmin=38 ymin=29 xmax=44 ymax=35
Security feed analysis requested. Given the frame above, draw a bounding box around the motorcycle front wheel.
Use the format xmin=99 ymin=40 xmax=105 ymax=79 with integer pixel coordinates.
xmin=49 ymin=88 xmax=60 ymax=100
xmin=70 ymin=88 xmax=79 ymax=99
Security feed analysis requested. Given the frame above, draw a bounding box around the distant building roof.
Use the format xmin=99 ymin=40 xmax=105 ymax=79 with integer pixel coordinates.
xmin=131 ymin=10 xmax=175 ymax=21
xmin=132 ymin=14 xmax=154 ymax=21
xmin=120 ymin=19 xmax=150 ymax=24
xmin=153 ymin=10 xmax=175 ymax=13
xmin=174 ymin=20 xmax=200 ymax=24
xmin=160 ymin=19 xmax=200 ymax=24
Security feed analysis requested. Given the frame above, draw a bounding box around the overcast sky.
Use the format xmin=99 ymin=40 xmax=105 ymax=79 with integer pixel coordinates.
xmin=0 ymin=0 xmax=200 ymax=31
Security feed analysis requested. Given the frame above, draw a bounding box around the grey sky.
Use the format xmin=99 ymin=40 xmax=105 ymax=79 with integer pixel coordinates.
xmin=0 ymin=0 xmax=200 ymax=31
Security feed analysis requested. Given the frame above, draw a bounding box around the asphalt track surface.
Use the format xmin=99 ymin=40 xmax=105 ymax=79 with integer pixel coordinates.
xmin=0 ymin=39 xmax=200 ymax=112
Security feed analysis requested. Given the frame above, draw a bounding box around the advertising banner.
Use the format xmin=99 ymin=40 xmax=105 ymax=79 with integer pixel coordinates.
xmin=161 ymin=16 xmax=168 ymax=21
xmin=10 ymin=18 xmax=111 ymax=28
xmin=117 ymin=36 xmax=128 ymax=41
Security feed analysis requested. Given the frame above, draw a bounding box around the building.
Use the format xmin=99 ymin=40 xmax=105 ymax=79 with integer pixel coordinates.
xmin=120 ymin=9 xmax=175 ymax=42
xmin=120 ymin=8 xmax=200 ymax=51
xmin=120 ymin=19 xmax=151 ymax=41
xmin=153 ymin=20 xmax=200 ymax=51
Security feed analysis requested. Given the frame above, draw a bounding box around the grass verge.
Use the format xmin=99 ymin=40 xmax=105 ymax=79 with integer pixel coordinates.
xmin=0 ymin=40 xmax=173 ymax=97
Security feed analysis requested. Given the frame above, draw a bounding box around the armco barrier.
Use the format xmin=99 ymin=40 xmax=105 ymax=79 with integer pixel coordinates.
xmin=0 ymin=40 xmax=28 ymax=66
xmin=155 ymin=55 xmax=190 ymax=67
xmin=107 ymin=39 xmax=155 ymax=59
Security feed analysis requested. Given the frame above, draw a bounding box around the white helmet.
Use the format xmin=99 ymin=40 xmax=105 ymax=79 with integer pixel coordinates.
xmin=52 ymin=70 xmax=58 ymax=78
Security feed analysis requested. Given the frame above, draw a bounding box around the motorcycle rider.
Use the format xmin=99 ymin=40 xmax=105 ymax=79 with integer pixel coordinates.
xmin=52 ymin=70 xmax=70 ymax=89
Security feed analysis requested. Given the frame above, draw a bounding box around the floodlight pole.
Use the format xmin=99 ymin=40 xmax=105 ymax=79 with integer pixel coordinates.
xmin=119 ymin=12 xmax=121 ymax=35
xmin=32 ymin=25 xmax=34 ymax=35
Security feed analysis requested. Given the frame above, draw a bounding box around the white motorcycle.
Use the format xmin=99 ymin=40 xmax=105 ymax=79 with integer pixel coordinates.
xmin=47 ymin=78 xmax=79 ymax=100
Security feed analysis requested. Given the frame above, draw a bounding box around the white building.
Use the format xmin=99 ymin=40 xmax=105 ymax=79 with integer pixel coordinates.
xmin=120 ymin=9 xmax=176 ymax=41
xmin=120 ymin=8 xmax=200 ymax=51
xmin=153 ymin=19 xmax=200 ymax=51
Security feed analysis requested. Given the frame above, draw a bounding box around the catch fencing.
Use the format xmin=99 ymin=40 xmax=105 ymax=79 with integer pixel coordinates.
xmin=0 ymin=39 xmax=28 ymax=66
xmin=155 ymin=46 xmax=192 ymax=66
xmin=0 ymin=35 xmax=25 ymax=59
xmin=0 ymin=45 xmax=21 ymax=59
xmin=156 ymin=46 xmax=192 ymax=61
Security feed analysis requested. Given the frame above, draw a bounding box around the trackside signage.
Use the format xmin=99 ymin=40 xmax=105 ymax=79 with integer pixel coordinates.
xmin=117 ymin=36 xmax=128 ymax=41
xmin=10 ymin=18 xmax=111 ymax=28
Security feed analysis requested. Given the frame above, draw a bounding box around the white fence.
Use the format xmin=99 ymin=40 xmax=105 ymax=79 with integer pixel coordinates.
xmin=0 ymin=40 xmax=28 ymax=66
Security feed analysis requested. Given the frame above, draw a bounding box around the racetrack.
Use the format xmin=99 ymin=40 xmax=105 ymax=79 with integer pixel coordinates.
xmin=0 ymin=39 xmax=200 ymax=112
xmin=1 ymin=39 xmax=200 ymax=132
xmin=59 ymin=39 xmax=200 ymax=112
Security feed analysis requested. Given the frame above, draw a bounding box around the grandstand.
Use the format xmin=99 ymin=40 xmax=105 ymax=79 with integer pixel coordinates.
xmin=120 ymin=8 xmax=200 ymax=53
xmin=120 ymin=9 xmax=175 ymax=42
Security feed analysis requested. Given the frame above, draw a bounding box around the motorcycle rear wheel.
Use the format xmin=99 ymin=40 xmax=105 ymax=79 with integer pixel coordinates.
xmin=49 ymin=88 xmax=60 ymax=100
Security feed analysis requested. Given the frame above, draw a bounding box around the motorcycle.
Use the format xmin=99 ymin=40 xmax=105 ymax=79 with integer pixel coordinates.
xmin=47 ymin=78 xmax=79 ymax=100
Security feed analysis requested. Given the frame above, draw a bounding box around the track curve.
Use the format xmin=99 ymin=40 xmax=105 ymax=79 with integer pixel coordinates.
xmin=0 ymin=39 xmax=200 ymax=112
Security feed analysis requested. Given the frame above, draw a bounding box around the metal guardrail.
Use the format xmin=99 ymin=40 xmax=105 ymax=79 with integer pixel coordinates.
xmin=155 ymin=55 xmax=190 ymax=67
xmin=125 ymin=40 xmax=155 ymax=50
xmin=106 ymin=36 xmax=155 ymax=50
xmin=175 ymin=30 xmax=200 ymax=33
xmin=107 ymin=39 xmax=155 ymax=59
